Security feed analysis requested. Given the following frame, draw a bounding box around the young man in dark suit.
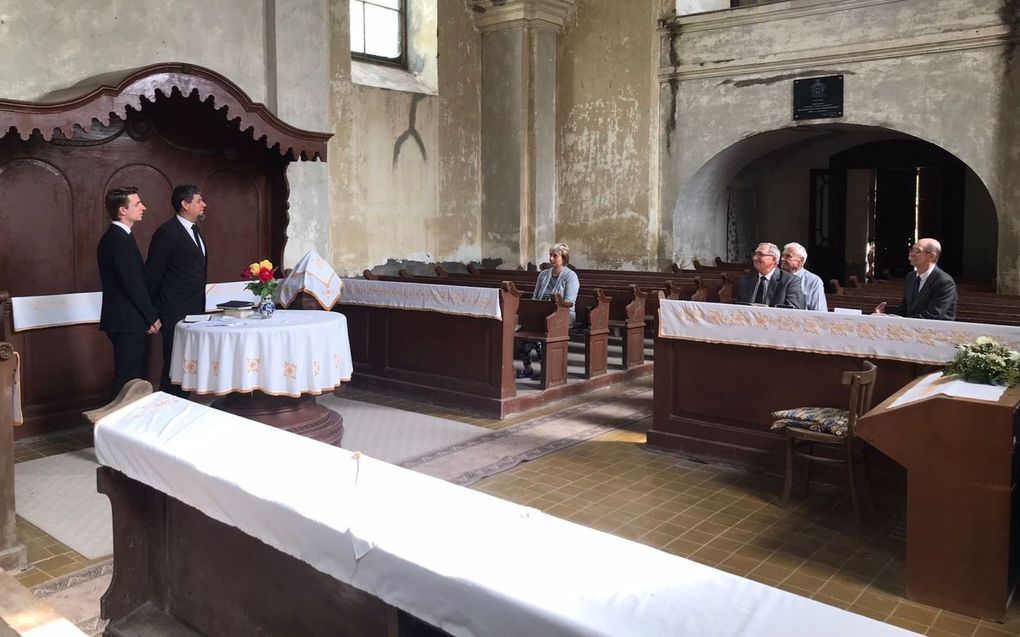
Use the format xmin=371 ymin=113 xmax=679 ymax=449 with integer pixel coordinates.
xmin=97 ymin=187 xmax=161 ymax=398
xmin=874 ymin=238 xmax=957 ymax=320
xmin=735 ymin=242 xmax=805 ymax=309
xmin=145 ymin=184 xmax=208 ymax=395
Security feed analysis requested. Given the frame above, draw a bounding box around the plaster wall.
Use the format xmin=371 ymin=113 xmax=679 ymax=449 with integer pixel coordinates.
xmin=557 ymin=0 xmax=667 ymax=270
xmin=660 ymin=0 xmax=1014 ymax=286
xmin=329 ymin=1 xmax=482 ymax=275
xmin=0 ymin=0 xmax=338 ymax=269
xmin=0 ymin=0 xmax=268 ymax=102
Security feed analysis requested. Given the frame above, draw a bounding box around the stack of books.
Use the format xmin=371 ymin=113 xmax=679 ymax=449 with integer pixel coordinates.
xmin=217 ymin=300 xmax=255 ymax=318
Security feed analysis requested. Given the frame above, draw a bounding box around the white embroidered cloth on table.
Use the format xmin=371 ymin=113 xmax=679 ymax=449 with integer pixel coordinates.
xmin=277 ymin=250 xmax=343 ymax=310
xmin=11 ymin=281 xmax=259 ymax=331
xmin=93 ymin=392 xmax=917 ymax=637
xmin=340 ymin=278 xmax=502 ymax=320
xmin=658 ymin=299 xmax=1020 ymax=365
xmin=169 ymin=309 xmax=353 ymax=396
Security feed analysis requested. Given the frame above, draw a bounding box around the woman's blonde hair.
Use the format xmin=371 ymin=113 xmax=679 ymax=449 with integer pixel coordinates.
xmin=550 ymin=242 xmax=570 ymax=265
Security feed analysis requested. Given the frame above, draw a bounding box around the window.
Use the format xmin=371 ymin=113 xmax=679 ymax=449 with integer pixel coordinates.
xmin=350 ymin=0 xmax=405 ymax=67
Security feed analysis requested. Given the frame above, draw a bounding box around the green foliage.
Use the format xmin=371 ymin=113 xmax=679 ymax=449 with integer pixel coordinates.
xmin=945 ymin=337 xmax=1020 ymax=387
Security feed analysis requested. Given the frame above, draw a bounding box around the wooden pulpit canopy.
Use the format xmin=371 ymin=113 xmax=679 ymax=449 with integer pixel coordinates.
xmin=0 ymin=64 xmax=331 ymax=437
xmin=0 ymin=63 xmax=331 ymax=161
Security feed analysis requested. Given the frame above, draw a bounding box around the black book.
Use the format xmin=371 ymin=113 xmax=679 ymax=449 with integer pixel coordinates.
xmin=216 ymin=300 xmax=255 ymax=309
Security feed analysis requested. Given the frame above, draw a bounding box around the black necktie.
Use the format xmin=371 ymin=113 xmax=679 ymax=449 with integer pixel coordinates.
xmin=912 ymin=274 xmax=921 ymax=300
xmin=191 ymin=224 xmax=204 ymax=255
xmin=753 ymin=276 xmax=767 ymax=304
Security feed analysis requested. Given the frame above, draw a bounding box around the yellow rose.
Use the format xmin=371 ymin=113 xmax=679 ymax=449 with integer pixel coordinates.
xmin=249 ymin=263 xmax=260 ymax=276
xmin=260 ymin=259 xmax=273 ymax=270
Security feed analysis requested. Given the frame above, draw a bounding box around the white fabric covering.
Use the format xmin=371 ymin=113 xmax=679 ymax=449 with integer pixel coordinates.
xmin=341 ymin=278 xmax=503 ymax=320
xmin=11 ymin=282 xmax=260 ymax=332
xmin=169 ymin=309 xmax=353 ymax=396
xmin=659 ymin=299 xmax=1020 ymax=365
xmin=11 ymin=291 xmax=102 ymax=331
xmin=94 ymin=394 xmax=918 ymax=637
xmin=11 ymin=351 xmax=22 ymax=426
xmin=277 ymin=250 xmax=343 ymax=309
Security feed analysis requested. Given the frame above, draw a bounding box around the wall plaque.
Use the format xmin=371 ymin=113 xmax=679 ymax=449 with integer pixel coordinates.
xmin=793 ymin=75 xmax=843 ymax=120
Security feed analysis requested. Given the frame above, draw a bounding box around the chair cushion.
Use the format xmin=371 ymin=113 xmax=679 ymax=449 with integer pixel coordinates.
xmin=770 ymin=407 xmax=850 ymax=437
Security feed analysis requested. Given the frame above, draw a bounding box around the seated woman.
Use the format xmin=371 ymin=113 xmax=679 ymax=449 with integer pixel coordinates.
xmin=517 ymin=243 xmax=580 ymax=379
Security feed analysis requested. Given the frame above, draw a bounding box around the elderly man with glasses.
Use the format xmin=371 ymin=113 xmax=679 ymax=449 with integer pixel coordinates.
xmin=735 ymin=242 xmax=805 ymax=309
xmin=874 ymin=238 xmax=957 ymax=320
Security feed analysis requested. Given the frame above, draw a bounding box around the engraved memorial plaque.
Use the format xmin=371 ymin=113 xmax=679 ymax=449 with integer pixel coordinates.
xmin=793 ymin=75 xmax=843 ymax=120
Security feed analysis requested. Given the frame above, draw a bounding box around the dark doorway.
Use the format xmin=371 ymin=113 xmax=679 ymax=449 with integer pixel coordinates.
xmin=818 ymin=140 xmax=967 ymax=283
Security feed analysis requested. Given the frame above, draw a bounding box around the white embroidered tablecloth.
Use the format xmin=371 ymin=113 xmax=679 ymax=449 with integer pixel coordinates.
xmin=169 ymin=310 xmax=353 ymax=396
xmin=340 ymin=278 xmax=502 ymax=320
xmin=659 ymin=299 xmax=1020 ymax=365
xmin=277 ymin=250 xmax=343 ymax=310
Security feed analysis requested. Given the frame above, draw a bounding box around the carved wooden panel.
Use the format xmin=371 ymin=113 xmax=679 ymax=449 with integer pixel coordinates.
xmin=0 ymin=159 xmax=75 ymax=296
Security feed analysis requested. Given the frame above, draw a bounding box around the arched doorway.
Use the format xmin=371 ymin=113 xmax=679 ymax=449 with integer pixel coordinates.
xmin=674 ymin=124 xmax=997 ymax=288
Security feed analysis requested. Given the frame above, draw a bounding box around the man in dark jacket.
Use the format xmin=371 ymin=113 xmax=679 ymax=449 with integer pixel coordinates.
xmin=145 ymin=184 xmax=208 ymax=395
xmin=97 ymin=186 xmax=161 ymax=398
xmin=735 ymin=242 xmax=805 ymax=309
xmin=875 ymin=238 xmax=957 ymax=320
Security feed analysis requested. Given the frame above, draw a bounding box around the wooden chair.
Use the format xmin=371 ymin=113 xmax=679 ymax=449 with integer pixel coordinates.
xmin=777 ymin=360 xmax=878 ymax=522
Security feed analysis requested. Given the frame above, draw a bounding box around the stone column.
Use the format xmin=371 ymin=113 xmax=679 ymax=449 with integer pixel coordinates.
xmin=472 ymin=0 xmax=575 ymax=268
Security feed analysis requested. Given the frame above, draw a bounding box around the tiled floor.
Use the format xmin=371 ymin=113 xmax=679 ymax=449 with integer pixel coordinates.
xmin=11 ymin=380 xmax=1020 ymax=636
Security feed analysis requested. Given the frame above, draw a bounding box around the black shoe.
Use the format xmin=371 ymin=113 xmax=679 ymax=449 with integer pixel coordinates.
xmin=516 ymin=367 xmax=533 ymax=379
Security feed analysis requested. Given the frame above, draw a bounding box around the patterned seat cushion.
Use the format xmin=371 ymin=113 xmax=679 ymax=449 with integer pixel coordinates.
xmin=770 ymin=407 xmax=849 ymax=437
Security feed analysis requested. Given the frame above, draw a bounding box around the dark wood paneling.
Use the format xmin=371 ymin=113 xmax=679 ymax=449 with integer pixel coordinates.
xmin=0 ymin=159 xmax=75 ymax=296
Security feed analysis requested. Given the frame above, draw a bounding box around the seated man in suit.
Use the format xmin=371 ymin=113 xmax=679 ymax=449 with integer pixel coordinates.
xmin=874 ymin=237 xmax=957 ymax=320
xmin=736 ymin=242 xmax=805 ymax=309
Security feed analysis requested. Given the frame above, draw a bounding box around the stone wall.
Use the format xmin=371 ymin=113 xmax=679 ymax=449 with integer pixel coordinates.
xmin=659 ymin=0 xmax=1018 ymax=289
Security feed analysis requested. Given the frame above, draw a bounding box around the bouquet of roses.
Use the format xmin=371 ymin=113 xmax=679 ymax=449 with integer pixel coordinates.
xmin=242 ymin=259 xmax=278 ymax=299
xmin=945 ymin=336 xmax=1020 ymax=387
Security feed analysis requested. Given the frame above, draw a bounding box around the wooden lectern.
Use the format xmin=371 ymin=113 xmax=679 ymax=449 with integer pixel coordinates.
xmin=857 ymin=374 xmax=1020 ymax=620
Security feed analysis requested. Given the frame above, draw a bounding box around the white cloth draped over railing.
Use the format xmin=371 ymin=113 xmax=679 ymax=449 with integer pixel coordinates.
xmin=9 ymin=282 xmax=260 ymax=332
xmin=93 ymin=392 xmax=915 ymax=637
xmin=659 ymin=299 xmax=1020 ymax=365
xmin=340 ymin=278 xmax=503 ymax=320
xmin=276 ymin=250 xmax=343 ymax=310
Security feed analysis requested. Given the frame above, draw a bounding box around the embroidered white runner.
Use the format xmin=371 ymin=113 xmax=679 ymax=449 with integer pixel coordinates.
xmin=11 ymin=281 xmax=260 ymax=331
xmin=658 ymin=299 xmax=1020 ymax=365
xmin=340 ymin=278 xmax=503 ymax=320
xmin=94 ymin=392 xmax=916 ymax=637
xmin=277 ymin=250 xmax=343 ymax=310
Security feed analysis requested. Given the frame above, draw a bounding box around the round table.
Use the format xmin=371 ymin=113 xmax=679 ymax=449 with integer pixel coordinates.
xmin=169 ymin=310 xmax=353 ymax=445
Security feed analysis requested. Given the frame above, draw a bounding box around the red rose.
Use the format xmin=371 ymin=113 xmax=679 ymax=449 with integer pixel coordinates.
xmin=258 ymin=267 xmax=273 ymax=282
xmin=241 ymin=268 xmax=253 ymax=279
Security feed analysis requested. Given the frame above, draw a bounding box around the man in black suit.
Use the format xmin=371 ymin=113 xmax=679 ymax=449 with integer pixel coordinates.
xmin=97 ymin=187 xmax=161 ymax=398
xmin=875 ymin=238 xmax=957 ymax=320
xmin=735 ymin=242 xmax=805 ymax=309
xmin=146 ymin=184 xmax=208 ymax=395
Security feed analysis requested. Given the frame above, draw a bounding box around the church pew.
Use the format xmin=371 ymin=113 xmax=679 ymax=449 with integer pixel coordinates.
xmin=516 ymin=295 xmax=573 ymax=389
xmin=570 ymin=290 xmax=610 ymax=378
xmin=87 ymin=383 xmax=913 ymax=637
xmin=386 ymin=271 xmax=654 ymax=366
xmin=337 ymin=280 xmax=521 ymax=418
xmin=0 ymin=339 xmax=26 ymax=571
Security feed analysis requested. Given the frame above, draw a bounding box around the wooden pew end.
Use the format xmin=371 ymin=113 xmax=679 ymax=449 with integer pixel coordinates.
xmin=82 ymin=379 xmax=153 ymax=426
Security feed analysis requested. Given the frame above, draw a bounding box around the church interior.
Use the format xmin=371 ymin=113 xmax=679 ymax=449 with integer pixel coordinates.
xmin=3 ymin=0 xmax=1020 ymax=635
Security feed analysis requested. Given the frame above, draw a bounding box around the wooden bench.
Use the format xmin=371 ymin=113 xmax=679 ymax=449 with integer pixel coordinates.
xmin=571 ymin=289 xmax=611 ymax=379
xmin=516 ymin=295 xmax=573 ymax=389
xmin=0 ymin=339 xmax=26 ymax=571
